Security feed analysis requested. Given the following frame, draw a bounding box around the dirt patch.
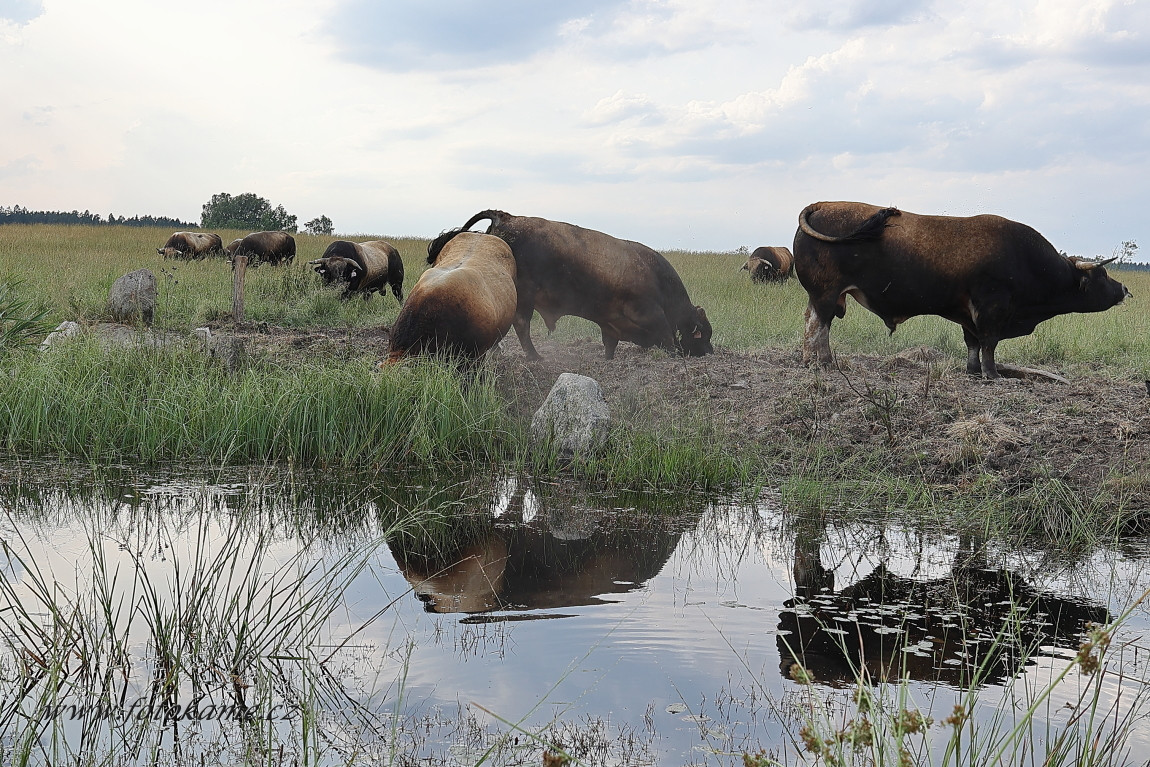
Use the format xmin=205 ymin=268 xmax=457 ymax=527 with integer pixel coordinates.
xmin=211 ymin=322 xmax=1150 ymax=512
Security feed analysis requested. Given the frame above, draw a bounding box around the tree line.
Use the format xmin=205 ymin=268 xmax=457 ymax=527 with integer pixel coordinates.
xmin=0 ymin=205 xmax=193 ymax=228
xmin=1 ymin=193 xmax=334 ymax=236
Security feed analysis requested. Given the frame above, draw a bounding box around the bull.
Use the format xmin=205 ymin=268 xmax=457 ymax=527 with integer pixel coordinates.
xmin=793 ymin=201 xmax=1131 ymax=379
xmin=157 ymin=232 xmax=223 ymax=260
xmin=742 ymin=246 xmax=794 ymax=282
xmin=386 ymin=231 xmax=516 ymax=362
xmin=223 ymin=238 xmax=243 ymax=259
xmin=229 ymin=231 xmax=296 ymax=268
xmin=308 ymin=240 xmax=405 ymax=302
xmin=432 ymin=210 xmax=713 ymax=360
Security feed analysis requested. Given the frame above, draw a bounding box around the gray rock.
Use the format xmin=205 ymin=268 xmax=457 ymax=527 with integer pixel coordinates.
xmin=108 ymin=269 xmax=157 ymax=326
xmin=40 ymin=320 xmax=82 ymax=349
xmin=531 ymin=372 xmax=611 ymax=460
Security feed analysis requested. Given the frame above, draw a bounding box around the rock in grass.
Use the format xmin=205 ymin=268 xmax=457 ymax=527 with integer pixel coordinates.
xmin=108 ymin=268 xmax=157 ymax=326
xmin=40 ymin=320 xmax=82 ymax=348
xmin=531 ymin=373 xmax=611 ymax=460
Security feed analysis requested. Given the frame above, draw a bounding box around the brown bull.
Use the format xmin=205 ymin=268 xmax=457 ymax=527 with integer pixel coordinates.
xmin=742 ymin=246 xmax=793 ymax=282
xmin=386 ymin=231 xmax=516 ymax=362
xmin=157 ymin=232 xmax=223 ymax=260
xmin=223 ymin=238 xmax=243 ymax=259
xmin=308 ymin=240 xmax=405 ymax=302
xmin=229 ymin=231 xmax=295 ymax=268
xmin=431 ymin=210 xmax=713 ymax=360
xmin=793 ymin=201 xmax=1131 ymax=378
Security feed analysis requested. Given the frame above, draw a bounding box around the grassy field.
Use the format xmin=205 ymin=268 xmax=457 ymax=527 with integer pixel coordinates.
xmin=0 ymin=223 xmax=1146 ymax=486
xmin=1 ymin=224 xmax=1146 ymax=376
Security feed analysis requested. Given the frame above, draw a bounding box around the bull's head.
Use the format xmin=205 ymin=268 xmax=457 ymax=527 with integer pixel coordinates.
xmin=1071 ymin=256 xmax=1131 ymax=306
xmin=679 ymin=305 xmax=714 ymax=357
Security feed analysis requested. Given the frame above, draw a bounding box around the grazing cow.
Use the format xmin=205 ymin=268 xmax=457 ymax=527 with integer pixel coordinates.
xmin=793 ymin=201 xmax=1131 ymax=378
xmin=157 ymin=232 xmax=223 ymax=260
xmin=432 ymin=210 xmax=713 ymax=360
xmin=742 ymin=246 xmax=793 ymax=282
xmin=308 ymin=240 xmax=405 ymax=302
xmin=223 ymin=238 xmax=243 ymax=259
xmin=229 ymin=231 xmax=295 ymax=267
xmin=386 ymin=231 xmax=516 ymax=362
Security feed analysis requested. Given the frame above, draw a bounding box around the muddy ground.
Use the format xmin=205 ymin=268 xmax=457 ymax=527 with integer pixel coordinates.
xmin=218 ymin=322 xmax=1150 ymax=516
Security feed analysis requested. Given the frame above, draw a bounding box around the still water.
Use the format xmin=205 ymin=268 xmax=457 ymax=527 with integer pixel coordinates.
xmin=0 ymin=465 xmax=1148 ymax=765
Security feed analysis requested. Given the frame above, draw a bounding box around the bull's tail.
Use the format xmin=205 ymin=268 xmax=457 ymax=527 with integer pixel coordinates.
xmin=427 ymin=210 xmax=508 ymax=264
xmin=798 ymin=203 xmax=900 ymax=243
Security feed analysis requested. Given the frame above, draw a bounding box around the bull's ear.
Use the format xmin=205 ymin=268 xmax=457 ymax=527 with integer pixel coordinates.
xmin=349 ymin=269 xmax=358 ymax=279
xmin=692 ymin=326 xmax=703 ymax=339
xmin=695 ymin=306 xmax=708 ymax=320
xmin=316 ymin=266 xmax=327 ymax=274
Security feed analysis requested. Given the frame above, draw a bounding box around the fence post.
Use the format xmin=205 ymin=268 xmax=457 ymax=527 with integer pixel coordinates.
xmin=232 ymin=255 xmax=248 ymax=322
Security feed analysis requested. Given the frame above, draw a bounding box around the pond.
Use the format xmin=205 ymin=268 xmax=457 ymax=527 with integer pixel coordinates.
xmin=1 ymin=464 xmax=1148 ymax=766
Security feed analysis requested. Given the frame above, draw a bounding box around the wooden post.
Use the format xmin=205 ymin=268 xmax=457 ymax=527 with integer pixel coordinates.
xmin=232 ymin=255 xmax=248 ymax=322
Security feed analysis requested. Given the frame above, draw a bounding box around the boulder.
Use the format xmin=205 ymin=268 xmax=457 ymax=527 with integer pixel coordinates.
xmin=108 ymin=269 xmax=157 ymax=326
xmin=531 ymin=373 xmax=611 ymax=460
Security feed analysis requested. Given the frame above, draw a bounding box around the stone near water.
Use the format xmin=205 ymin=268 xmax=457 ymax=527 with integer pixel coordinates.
xmin=531 ymin=372 xmax=611 ymax=460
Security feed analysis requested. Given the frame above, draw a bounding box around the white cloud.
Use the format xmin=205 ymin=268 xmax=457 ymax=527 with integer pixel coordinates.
xmin=0 ymin=0 xmax=1146 ymax=259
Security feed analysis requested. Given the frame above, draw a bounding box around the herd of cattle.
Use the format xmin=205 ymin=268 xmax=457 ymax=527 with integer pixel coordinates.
xmin=157 ymin=202 xmax=1131 ymax=378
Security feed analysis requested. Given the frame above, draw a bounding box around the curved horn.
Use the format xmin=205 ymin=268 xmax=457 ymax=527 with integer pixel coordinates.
xmin=307 ymin=258 xmax=325 ymax=265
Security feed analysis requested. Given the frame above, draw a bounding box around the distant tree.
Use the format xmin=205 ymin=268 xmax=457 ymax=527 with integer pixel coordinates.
xmin=304 ymin=215 xmax=334 ymax=236
xmin=1113 ymin=240 xmax=1138 ymax=265
xmin=200 ymin=192 xmax=298 ymax=232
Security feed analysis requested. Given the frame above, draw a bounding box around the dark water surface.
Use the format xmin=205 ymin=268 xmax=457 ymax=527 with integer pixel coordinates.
xmin=1 ymin=466 xmax=1148 ymax=765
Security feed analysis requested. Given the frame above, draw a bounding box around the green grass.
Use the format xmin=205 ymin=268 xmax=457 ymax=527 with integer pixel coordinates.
xmin=0 ymin=340 xmax=510 ymax=467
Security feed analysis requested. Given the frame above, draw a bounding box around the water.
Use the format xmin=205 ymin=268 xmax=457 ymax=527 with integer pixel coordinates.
xmin=1 ymin=465 xmax=1148 ymax=765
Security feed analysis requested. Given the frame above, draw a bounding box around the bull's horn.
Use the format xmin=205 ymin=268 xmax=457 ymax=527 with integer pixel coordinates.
xmin=1098 ymin=256 xmax=1119 ymax=267
xmin=307 ymin=258 xmax=325 ymax=265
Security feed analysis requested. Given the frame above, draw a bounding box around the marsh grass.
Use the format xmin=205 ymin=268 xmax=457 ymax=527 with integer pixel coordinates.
xmin=0 ymin=496 xmax=415 ymax=766
xmin=777 ymin=588 xmax=1150 ymax=767
xmin=0 ymin=340 xmax=510 ymax=467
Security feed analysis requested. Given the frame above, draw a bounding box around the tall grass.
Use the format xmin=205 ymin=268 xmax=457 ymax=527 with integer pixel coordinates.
xmin=0 ymin=482 xmax=433 ymax=766
xmin=0 ymin=340 xmax=510 ymax=467
xmin=776 ymin=589 xmax=1150 ymax=767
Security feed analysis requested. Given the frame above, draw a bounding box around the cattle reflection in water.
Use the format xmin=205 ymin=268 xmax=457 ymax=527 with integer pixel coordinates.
xmin=779 ymin=529 xmax=1109 ymax=688
xmin=388 ymin=480 xmax=692 ymax=618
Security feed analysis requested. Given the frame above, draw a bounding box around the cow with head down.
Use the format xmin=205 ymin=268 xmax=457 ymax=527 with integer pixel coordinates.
xmin=742 ymin=246 xmax=793 ymax=283
xmin=308 ymin=240 xmax=405 ymax=302
xmin=793 ymin=201 xmax=1131 ymax=379
xmin=157 ymin=232 xmax=223 ymax=260
xmin=224 ymin=238 xmax=243 ymax=260
xmin=228 ymin=231 xmax=296 ymax=268
xmin=386 ymin=231 xmax=516 ymax=363
xmin=433 ymin=210 xmax=713 ymax=360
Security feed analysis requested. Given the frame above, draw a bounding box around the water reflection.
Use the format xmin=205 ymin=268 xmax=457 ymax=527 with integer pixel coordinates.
xmin=388 ymin=478 xmax=694 ymax=616
xmin=779 ymin=526 xmax=1111 ymax=688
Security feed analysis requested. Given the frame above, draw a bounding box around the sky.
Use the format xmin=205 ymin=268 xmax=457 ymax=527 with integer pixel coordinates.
xmin=2 ymin=0 xmax=1148 ymax=258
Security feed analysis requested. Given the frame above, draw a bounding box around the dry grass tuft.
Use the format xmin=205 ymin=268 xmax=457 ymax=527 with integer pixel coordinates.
xmin=941 ymin=412 xmax=1028 ymax=465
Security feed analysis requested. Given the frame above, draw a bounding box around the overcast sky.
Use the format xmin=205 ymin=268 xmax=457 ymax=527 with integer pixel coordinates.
xmin=2 ymin=0 xmax=1148 ymax=257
